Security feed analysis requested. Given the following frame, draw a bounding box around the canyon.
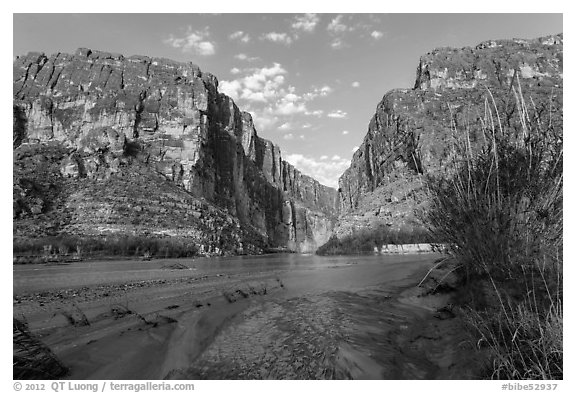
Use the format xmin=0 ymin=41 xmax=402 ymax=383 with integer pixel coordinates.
xmin=13 ymin=34 xmax=563 ymax=255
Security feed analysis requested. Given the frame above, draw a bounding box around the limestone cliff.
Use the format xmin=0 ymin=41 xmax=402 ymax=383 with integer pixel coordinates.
xmin=13 ymin=49 xmax=338 ymax=254
xmin=336 ymin=34 xmax=563 ymax=238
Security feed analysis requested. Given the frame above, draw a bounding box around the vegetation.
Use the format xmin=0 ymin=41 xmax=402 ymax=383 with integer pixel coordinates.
xmin=13 ymin=234 xmax=198 ymax=262
xmin=423 ymin=80 xmax=562 ymax=379
xmin=316 ymin=225 xmax=432 ymax=255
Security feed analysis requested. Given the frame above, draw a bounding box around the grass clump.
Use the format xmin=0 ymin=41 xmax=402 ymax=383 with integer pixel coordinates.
xmin=423 ymin=79 xmax=562 ymax=379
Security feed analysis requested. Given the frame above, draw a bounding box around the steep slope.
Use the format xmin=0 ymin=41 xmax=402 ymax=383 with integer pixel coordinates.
xmin=13 ymin=49 xmax=338 ymax=255
xmin=335 ymin=34 xmax=563 ymax=240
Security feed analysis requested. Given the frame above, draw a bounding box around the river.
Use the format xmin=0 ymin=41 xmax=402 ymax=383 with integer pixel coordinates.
xmin=14 ymin=253 xmax=479 ymax=379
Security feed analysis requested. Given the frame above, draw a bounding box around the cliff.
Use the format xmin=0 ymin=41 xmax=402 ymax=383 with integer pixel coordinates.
xmin=13 ymin=49 xmax=338 ymax=255
xmin=336 ymin=34 xmax=563 ymax=239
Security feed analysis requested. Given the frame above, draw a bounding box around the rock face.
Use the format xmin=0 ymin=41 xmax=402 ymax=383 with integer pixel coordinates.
xmin=336 ymin=34 xmax=563 ymax=238
xmin=13 ymin=49 xmax=338 ymax=254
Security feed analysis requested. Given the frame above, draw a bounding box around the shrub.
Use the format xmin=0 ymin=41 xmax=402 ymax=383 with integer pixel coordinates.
xmin=423 ymin=79 xmax=562 ymax=379
xmin=316 ymin=225 xmax=432 ymax=255
xmin=13 ymin=234 xmax=199 ymax=261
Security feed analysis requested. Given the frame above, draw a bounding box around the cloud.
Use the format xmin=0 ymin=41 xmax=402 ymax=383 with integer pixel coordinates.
xmin=371 ymin=30 xmax=384 ymax=40
xmin=253 ymin=113 xmax=280 ymax=131
xmin=342 ymin=130 xmax=349 ymax=135
xmin=283 ymin=133 xmax=294 ymax=140
xmin=291 ymin=13 xmax=320 ymax=33
xmin=330 ymin=38 xmax=346 ymax=50
xmin=284 ymin=153 xmax=351 ymax=188
xmin=220 ymin=63 xmax=287 ymax=103
xmin=229 ymin=30 xmax=251 ymax=43
xmin=327 ymin=15 xmax=351 ymax=34
xmin=303 ymin=85 xmax=333 ymax=101
xmin=275 ymin=101 xmax=306 ymax=115
xmin=305 ymin=109 xmax=324 ymax=117
xmin=220 ymin=63 xmax=336 ymax=131
xmin=219 ymin=79 xmax=243 ymax=101
xmin=234 ymin=53 xmax=260 ymax=62
xmin=352 ymin=146 xmax=359 ymax=153
xmin=327 ymin=110 xmax=348 ymax=119
xmin=351 ymin=81 xmax=360 ymax=88
xmin=261 ymin=32 xmax=293 ymax=45
xmin=164 ymin=27 xmax=216 ymax=56
xmin=278 ymin=122 xmax=292 ymax=131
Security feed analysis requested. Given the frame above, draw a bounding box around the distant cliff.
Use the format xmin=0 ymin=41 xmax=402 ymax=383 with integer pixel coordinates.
xmin=335 ymin=34 xmax=563 ymax=240
xmin=13 ymin=49 xmax=338 ymax=254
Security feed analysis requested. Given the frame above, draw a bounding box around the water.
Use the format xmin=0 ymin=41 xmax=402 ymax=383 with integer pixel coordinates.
xmin=13 ymin=253 xmax=436 ymax=294
xmin=14 ymin=253 xmax=474 ymax=380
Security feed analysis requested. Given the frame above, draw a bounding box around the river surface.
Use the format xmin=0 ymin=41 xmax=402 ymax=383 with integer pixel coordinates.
xmin=13 ymin=253 xmax=478 ymax=379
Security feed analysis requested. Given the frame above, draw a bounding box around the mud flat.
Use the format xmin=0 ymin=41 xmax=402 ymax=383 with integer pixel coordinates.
xmin=13 ymin=253 xmax=481 ymax=379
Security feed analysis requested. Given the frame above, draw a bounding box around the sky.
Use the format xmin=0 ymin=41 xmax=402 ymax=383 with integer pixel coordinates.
xmin=13 ymin=13 xmax=563 ymax=188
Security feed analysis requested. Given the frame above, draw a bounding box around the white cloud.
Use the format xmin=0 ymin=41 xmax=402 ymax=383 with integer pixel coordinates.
xmin=253 ymin=114 xmax=280 ymax=131
xmin=275 ymin=101 xmax=306 ymax=115
xmin=302 ymin=123 xmax=312 ymax=129
xmin=371 ymin=30 xmax=384 ymax=40
xmin=327 ymin=110 xmax=348 ymax=119
xmin=330 ymin=38 xmax=346 ymax=50
xmin=234 ymin=53 xmax=260 ymax=62
xmin=220 ymin=63 xmax=287 ymax=104
xmin=285 ymin=153 xmax=351 ymax=188
xmin=278 ymin=122 xmax=292 ymax=131
xmin=261 ymin=32 xmax=293 ymax=45
xmin=342 ymin=130 xmax=349 ymax=135
xmin=230 ymin=67 xmax=241 ymax=75
xmin=305 ymin=109 xmax=324 ymax=117
xmin=291 ymin=13 xmax=320 ymax=33
xmin=164 ymin=27 xmax=216 ymax=56
xmin=219 ymin=80 xmax=242 ymax=100
xmin=351 ymin=81 xmax=360 ymax=88
xmin=229 ymin=31 xmax=251 ymax=43
xmin=283 ymin=133 xmax=294 ymax=140
xmin=303 ymin=85 xmax=333 ymax=100
xmin=327 ymin=15 xmax=350 ymax=34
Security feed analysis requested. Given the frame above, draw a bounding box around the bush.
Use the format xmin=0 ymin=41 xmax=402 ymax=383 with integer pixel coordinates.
xmin=424 ymin=85 xmax=562 ymax=280
xmin=316 ymin=225 xmax=432 ymax=255
xmin=423 ymin=80 xmax=562 ymax=379
xmin=13 ymin=234 xmax=199 ymax=261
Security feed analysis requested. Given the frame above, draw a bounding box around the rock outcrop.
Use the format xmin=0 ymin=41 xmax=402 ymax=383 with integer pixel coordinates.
xmin=336 ymin=34 xmax=563 ymax=238
xmin=13 ymin=49 xmax=338 ymax=254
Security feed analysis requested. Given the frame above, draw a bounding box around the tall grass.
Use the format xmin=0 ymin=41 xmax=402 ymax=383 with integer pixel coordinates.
xmin=424 ymin=78 xmax=562 ymax=379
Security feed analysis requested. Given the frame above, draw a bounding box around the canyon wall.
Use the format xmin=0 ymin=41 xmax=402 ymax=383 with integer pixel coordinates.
xmin=13 ymin=49 xmax=338 ymax=254
xmin=336 ymin=34 xmax=563 ymax=238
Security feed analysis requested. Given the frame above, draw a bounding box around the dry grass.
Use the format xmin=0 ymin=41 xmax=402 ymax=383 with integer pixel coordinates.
xmin=423 ymin=78 xmax=563 ymax=379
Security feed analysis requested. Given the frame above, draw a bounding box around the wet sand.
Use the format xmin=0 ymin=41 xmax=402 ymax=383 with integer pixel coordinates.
xmin=13 ymin=254 xmax=481 ymax=379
